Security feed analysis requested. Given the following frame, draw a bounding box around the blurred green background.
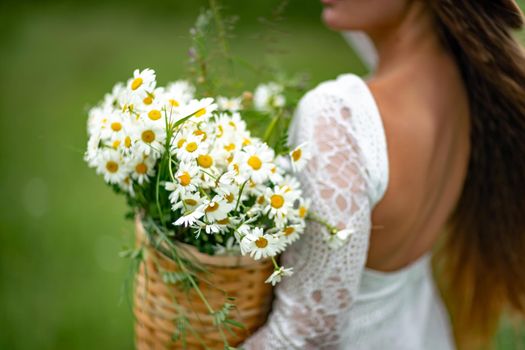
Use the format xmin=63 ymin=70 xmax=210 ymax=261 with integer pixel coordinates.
xmin=0 ymin=0 xmax=524 ymax=349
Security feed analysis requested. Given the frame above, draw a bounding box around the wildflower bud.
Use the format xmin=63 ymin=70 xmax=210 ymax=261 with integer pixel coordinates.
xmin=197 ymin=76 xmax=205 ymax=84
xmin=242 ymin=91 xmax=253 ymax=102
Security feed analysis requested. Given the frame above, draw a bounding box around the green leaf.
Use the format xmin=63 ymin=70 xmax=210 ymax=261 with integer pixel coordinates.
xmin=224 ymin=318 xmax=245 ymax=329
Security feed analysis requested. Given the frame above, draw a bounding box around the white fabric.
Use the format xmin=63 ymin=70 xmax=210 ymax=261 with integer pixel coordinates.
xmin=242 ymin=73 xmax=456 ymax=350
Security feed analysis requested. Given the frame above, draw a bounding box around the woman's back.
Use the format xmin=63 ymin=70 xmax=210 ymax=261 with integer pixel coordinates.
xmin=366 ymin=51 xmax=471 ymax=272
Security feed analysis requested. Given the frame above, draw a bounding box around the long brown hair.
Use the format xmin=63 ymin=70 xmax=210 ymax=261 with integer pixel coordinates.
xmin=428 ymin=0 xmax=525 ymax=348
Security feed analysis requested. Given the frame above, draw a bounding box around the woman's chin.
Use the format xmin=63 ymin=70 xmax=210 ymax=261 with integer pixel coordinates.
xmin=321 ymin=8 xmax=350 ymax=31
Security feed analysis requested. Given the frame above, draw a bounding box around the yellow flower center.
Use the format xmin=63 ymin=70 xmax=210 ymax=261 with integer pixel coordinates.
xmin=177 ymin=138 xmax=186 ymax=148
xmin=257 ymin=196 xmax=265 ymax=205
xmin=178 ymin=172 xmax=191 ymax=186
xmin=195 ymin=108 xmax=206 ymax=117
xmin=284 ymin=227 xmax=295 ymax=236
xmin=184 ymin=198 xmax=198 ymax=206
xmin=135 ymin=163 xmax=147 ymax=174
xmin=112 ymin=140 xmax=121 ymax=149
xmin=111 ymin=122 xmax=122 ymax=132
xmin=242 ymin=138 xmax=251 ymax=146
xmin=217 ymin=218 xmax=229 ymax=225
xmin=143 ymin=96 xmax=153 ymax=105
xmin=185 ymin=142 xmax=198 ymax=152
xmin=193 ymin=129 xmax=207 ymax=141
xmin=255 ymin=236 xmax=268 ymax=248
xmin=224 ymin=143 xmax=235 ymax=152
xmin=197 ymin=154 xmax=213 ymax=168
xmin=299 ymin=206 xmax=307 ymax=218
xmin=141 ymin=130 xmax=155 ymax=143
xmin=106 ymin=161 xmax=119 ymax=173
xmin=233 ymin=163 xmax=239 ymax=174
xmin=205 ymin=202 xmax=219 ymax=213
xmin=131 ymin=77 xmax=143 ymax=90
xmin=225 ymin=193 xmax=235 ymax=203
xmin=124 ymin=136 xmax=132 ymax=148
xmin=270 ymin=194 xmax=285 ymax=209
xmin=169 ymin=99 xmax=179 ymax=107
xmin=247 ymin=156 xmax=262 ymax=170
xmin=292 ymin=148 xmax=302 ymax=162
xmin=228 ymin=121 xmax=237 ymax=129
xmin=217 ymin=125 xmax=224 ymax=137
xmin=148 ymin=109 xmax=161 ymax=121
xmin=227 ymin=155 xmax=234 ymax=164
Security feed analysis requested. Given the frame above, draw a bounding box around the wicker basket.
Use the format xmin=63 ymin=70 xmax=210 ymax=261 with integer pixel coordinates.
xmin=133 ymin=215 xmax=274 ymax=349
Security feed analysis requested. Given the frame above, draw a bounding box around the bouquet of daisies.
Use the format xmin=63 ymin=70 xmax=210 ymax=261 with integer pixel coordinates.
xmin=84 ymin=68 xmax=310 ymax=285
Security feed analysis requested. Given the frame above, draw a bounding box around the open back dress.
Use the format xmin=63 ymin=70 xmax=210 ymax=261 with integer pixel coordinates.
xmin=242 ymin=73 xmax=456 ymax=349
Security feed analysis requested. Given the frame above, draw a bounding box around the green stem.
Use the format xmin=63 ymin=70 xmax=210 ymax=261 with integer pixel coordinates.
xmin=307 ymin=212 xmax=338 ymax=235
xmin=263 ymin=114 xmax=280 ymax=142
xmin=156 ymin=160 xmax=167 ymax=228
xmin=271 ymin=256 xmax=280 ymax=270
xmin=234 ymin=180 xmax=248 ymax=212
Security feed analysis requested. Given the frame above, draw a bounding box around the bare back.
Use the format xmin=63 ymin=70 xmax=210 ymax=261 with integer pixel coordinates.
xmin=365 ymin=54 xmax=471 ymax=272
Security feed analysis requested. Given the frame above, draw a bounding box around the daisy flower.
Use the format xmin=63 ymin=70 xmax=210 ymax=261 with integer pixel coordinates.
xmin=141 ymin=100 xmax=167 ymax=124
xmin=100 ymin=112 xmax=127 ymax=141
xmin=165 ymin=162 xmax=200 ymax=204
xmin=86 ymin=106 xmax=107 ymax=137
xmin=129 ymin=155 xmax=156 ymax=185
xmin=101 ymin=82 xmax=127 ymax=111
xmin=171 ymin=192 xmax=204 ymax=212
xmin=234 ymin=223 xmax=252 ymax=242
xmin=237 ymin=142 xmax=275 ymax=184
xmin=289 ymin=142 xmax=311 ymax=172
xmin=119 ymin=176 xmax=135 ymax=196
xmin=279 ymin=222 xmax=305 ymax=244
xmin=133 ymin=121 xmax=166 ymax=157
xmin=136 ymin=86 xmax=164 ymax=111
xmin=263 ymin=186 xmax=295 ymax=226
xmin=240 ymin=227 xmax=280 ymax=260
xmin=293 ymin=197 xmax=310 ymax=221
xmin=217 ymin=96 xmax=242 ymax=112
xmin=199 ymin=195 xmax=235 ymax=222
xmin=174 ymin=133 xmax=208 ymax=162
xmin=325 ymin=228 xmax=354 ymax=249
xmin=254 ymin=82 xmax=286 ymax=112
xmin=96 ymin=149 xmax=129 ymax=185
xmin=164 ymin=80 xmax=195 ymax=106
xmin=214 ymin=215 xmax=238 ymax=234
xmin=265 ymin=266 xmax=294 ymax=286
xmin=127 ymin=68 xmax=156 ymax=98
xmin=174 ymin=208 xmax=205 ymax=227
xmin=215 ymin=182 xmax=241 ymax=208
xmin=84 ymin=133 xmax=102 ymax=168
xmin=202 ymin=222 xmax=221 ymax=234
xmin=182 ymin=97 xmax=217 ymax=121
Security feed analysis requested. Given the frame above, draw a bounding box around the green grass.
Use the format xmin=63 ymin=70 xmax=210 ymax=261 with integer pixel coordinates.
xmin=0 ymin=2 xmax=523 ymax=349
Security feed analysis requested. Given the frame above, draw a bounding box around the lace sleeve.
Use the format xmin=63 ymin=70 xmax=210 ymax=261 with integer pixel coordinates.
xmin=242 ymin=84 xmax=376 ymax=349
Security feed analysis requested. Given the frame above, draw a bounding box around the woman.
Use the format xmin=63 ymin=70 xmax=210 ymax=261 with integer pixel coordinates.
xmin=243 ymin=0 xmax=525 ymax=349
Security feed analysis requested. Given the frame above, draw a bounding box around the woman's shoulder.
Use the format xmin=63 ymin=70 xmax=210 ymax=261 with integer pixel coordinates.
xmin=293 ymin=72 xmax=390 ymax=207
xmin=300 ymin=73 xmax=368 ymax=106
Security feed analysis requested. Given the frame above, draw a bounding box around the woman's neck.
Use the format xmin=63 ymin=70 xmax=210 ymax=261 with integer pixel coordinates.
xmin=366 ymin=3 xmax=445 ymax=78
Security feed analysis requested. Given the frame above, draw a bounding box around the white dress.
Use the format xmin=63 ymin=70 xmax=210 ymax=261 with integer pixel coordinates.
xmin=242 ymin=73 xmax=456 ymax=349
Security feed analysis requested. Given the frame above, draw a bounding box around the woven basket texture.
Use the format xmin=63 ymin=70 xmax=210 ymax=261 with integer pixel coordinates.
xmin=134 ymin=216 xmax=274 ymax=349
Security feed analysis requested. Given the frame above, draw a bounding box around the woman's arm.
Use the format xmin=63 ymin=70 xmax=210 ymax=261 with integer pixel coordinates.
xmin=242 ymin=87 xmax=374 ymax=349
